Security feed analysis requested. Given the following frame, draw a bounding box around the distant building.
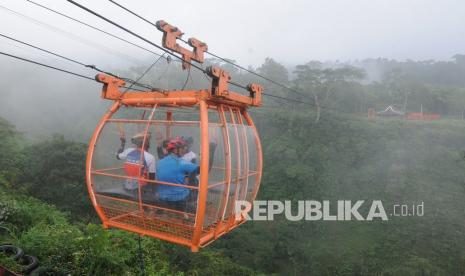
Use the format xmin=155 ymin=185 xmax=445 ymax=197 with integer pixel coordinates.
xmin=376 ymin=106 xmax=404 ymax=117
xmin=406 ymin=112 xmax=441 ymax=121
xmin=368 ymin=105 xmax=441 ymax=121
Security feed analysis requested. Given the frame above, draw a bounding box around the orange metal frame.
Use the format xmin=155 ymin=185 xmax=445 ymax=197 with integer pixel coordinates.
xmin=155 ymin=20 xmax=207 ymax=70
xmin=86 ymin=22 xmax=263 ymax=251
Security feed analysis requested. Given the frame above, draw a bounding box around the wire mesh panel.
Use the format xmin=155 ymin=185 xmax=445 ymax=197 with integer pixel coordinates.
xmin=203 ymin=124 xmax=226 ymax=227
xmin=87 ymin=101 xmax=262 ymax=250
xmin=244 ymin=125 xmax=259 ymax=203
xmin=89 ymin=105 xmax=206 ymax=243
xmin=223 ymin=122 xmax=241 ymax=220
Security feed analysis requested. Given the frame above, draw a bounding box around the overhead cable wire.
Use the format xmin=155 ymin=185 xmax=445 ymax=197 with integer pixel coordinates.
xmin=14 ymin=0 xmax=318 ymax=107
xmin=105 ymin=0 xmax=309 ymax=99
xmin=0 ymin=51 xmax=94 ymax=81
xmin=66 ymin=0 xmax=207 ymax=73
xmin=2 ymin=49 xmax=317 ymax=107
xmin=108 ymin=0 xmax=158 ymax=29
xmin=121 ymin=54 xmax=166 ymax=94
xmin=0 ymin=3 xmax=144 ymax=64
xmin=105 ymin=0 xmax=324 ymax=109
xmin=25 ymin=0 xmax=170 ymax=61
xmin=204 ymin=53 xmax=309 ymax=98
xmin=262 ymin=93 xmax=315 ymax=106
xmin=0 ymin=33 xmax=155 ymax=90
xmin=181 ymin=68 xmax=191 ymax=90
xmin=0 ymin=33 xmax=89 ymax=67
xmin=156 ymin=61 xmax=171 ymax=81
xmin=67 ymin=0 xmax=307 ymax=103
xmin=0 ymin=51 xmax=148 ymax=92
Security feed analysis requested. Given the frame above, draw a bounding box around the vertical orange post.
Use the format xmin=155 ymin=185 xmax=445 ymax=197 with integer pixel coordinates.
xmin=236 ymin=109 xmax=249 ymax=202
xmin=225 ymin=106 xmax=242 ymax=231
xmin=137 ymin=105 xmax=158 ymax=221
xmin=214 ymin=105 xmax=232 ymax=236
xmin=242 ymin=110 xmax=263 ymax=201
xmin=86 ymin=101 xmax=121 ymax=227
xmin=191 ymin=100 xmax=209 ymax=251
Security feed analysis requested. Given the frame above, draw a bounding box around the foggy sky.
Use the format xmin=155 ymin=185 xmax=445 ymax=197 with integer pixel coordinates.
xmin=0 ymin=0 xmax=464 ymax=69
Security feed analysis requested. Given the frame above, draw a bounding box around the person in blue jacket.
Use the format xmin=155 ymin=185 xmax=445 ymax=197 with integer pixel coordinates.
xmin=156 ymin=137 xmax=198 ymax=212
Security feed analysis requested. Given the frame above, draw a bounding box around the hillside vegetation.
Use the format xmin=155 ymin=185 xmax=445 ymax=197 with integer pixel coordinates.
xmin=0 ymin=118 xmax=254 ymax=275
xmin=2 ymin=57 xmax=465 ymax=275
xmin=2 ymin=111 xmax=465 ymax=275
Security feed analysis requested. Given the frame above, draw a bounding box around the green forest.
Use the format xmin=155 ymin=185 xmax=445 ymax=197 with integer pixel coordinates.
xmin=2 ymin=56 xmax=465 ymax=275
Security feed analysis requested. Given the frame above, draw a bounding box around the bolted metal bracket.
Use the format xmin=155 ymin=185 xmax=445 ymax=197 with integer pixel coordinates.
xmin=156 ymin=20 xmax=207 ymax=70
xmin=247 ymin=83 xmax=263 ymax=106
xmin=207 ymin=66 xmax=231 ymax=97
xmin=95 ymin=74 xmax=124 ymax=100
xmin=207 ymin=66 xmax=263 ymax=106
xmin=188 ymin=38 xmax=208 ymax=63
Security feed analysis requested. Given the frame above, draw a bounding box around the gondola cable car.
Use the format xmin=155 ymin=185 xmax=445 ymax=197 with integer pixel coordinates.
xmin=86 ymin=20 xmax=263 ymax=251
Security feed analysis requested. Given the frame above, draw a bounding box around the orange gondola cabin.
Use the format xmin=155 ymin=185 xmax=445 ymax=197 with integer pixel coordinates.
xmin=86 ymin=21 xmax=263 ymax=252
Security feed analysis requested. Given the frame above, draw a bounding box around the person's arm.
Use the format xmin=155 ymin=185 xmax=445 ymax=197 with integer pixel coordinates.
xmin=147 ymin=156 xmax=156 ymax=180
xmin=208 ymin=142 xmax=217 ymax=172
xmin=182 ymin=161 xmax=200 ymax=177
xmin=207 ymin=131 xmax=219 ymax=171
xmin=155 ymin=130 xmax=167 ymax=159
xmin=186 ymin=171 xmax=199 ymax=186
xmin=179 ymin=160 xmax=199 ymax=186
xmin=116 ymin=137 xmax=126 ymax=159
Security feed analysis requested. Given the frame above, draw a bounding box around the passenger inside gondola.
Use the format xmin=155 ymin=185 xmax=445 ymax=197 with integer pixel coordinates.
xmin=116 ymin=132 xmax=156 ymax=197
